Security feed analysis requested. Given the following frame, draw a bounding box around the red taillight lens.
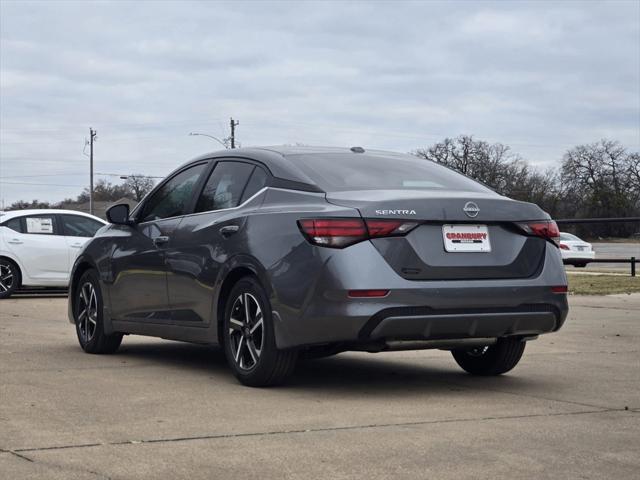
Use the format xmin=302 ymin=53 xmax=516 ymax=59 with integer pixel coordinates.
xmin=518 ymin=220 xmax=560 ymax=246
xmin=298 ymin=218 xmax=418 ymax=248
xmin=365 ymin=219 xmax=418 ymax=237
xmin=559 ymin=243 xmax=570 ymax=250
xmin=298 ymin=218 xmax=368 ymax=248
xmin=348 ymin=289 xmax=389 ymax=298
xmin=551 ymin=285 xmax=568 ymax=294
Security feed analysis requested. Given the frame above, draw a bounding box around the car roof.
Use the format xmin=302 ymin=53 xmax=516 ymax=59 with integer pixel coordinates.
xmin=185 ymin=145 xmax=415 ymax=190
xmin=0 ymin=209 xmax=106 ymax=223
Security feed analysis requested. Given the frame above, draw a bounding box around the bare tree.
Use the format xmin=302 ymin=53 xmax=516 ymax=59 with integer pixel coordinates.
xmin=561 ymin=139 xmax=639 ymax=237
xmin=124 ymin=175 xmax=155 ymax=201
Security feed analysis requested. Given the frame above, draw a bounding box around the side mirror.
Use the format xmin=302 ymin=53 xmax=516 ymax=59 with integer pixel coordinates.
xmin=106 ymin=203 xmax=131 ymax=225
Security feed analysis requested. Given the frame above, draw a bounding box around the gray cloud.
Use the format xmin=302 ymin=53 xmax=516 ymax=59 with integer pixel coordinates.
xmin=1 ymin=0 xmax=639 ymax=205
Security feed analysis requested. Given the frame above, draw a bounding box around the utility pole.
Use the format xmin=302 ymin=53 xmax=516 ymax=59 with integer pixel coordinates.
xmin=230 ymin=118 xmax=239 ymax=148
xmin=89 ymin=128 xmax=97 ymax=215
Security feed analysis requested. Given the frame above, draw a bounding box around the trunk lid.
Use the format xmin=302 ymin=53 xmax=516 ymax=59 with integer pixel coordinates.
xmin=326 ymin=190 xmax=549 ymax=281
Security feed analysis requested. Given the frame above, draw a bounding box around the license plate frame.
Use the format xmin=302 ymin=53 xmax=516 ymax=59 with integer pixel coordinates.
xmin=442 ymin=224 xmax=491 ymax=253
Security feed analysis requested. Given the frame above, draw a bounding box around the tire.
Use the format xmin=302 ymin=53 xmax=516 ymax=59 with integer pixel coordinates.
xmin=0 ymin=258 xmax=20 ymax=299
xmin=74 ymin=269 xmax=123 ymax=354
xmin=452 ymin=337 xmax=526 ymax=376
xmin=222 ymin=276 xmax=297 ymax=387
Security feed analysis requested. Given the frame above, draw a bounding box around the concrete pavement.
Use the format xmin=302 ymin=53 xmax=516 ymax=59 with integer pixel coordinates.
xmin=1 ymin=294 xmax=639 ymax=479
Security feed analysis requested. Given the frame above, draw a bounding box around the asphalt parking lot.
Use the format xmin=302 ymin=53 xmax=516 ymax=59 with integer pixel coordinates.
xmin=1 ymin=295 xmax=639 ymax=479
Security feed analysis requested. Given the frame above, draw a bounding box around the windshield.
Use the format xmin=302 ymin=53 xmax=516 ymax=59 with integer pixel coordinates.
xmin=291 ymin=153 xmax=493 ymax=193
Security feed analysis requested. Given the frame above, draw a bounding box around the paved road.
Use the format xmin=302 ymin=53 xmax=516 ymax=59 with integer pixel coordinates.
xmin=1 ymin=295 xmax=639 ymax=479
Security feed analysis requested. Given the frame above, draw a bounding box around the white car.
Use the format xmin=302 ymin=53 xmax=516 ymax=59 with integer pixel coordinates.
xmin=559 ymin=232 xmax=595 ymax=267
xmin=0 ymin=209 xmax=106 ymax=298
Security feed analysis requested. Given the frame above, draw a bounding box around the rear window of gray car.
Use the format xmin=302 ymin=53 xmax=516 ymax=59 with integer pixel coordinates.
xmin=291 ymin=153 xmax=492 ymax=193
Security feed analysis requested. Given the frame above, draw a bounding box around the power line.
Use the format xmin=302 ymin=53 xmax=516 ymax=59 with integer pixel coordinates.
xmin=0 ymin=181 xmax=87 ymax=187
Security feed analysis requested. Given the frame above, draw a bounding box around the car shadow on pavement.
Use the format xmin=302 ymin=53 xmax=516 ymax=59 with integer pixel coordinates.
xmin=113 ymin=340 xmax=541 ymax=395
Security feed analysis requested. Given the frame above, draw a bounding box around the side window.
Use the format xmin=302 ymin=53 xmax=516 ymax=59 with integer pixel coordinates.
xmin=1 ymin=217 xmax=24 ymax=233
xmin=240 ymin=167 xmax=268 ymax=203
xmin=24 ymin=215 xmax=56 ymax=235
xmin=195 ymin=161 xmax=255 ymax=213
xmin=61 ymin=215 xmax=104 ymax=237
xmin=139 ymin=163 xmax=207 ymax=222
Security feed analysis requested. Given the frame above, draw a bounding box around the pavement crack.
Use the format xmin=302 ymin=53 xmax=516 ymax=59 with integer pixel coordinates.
xmin=4 ymin=447 xmax=113 ymax=479
xmin=12 ymin=407 xmax=627 ymax=453
xmin=442 ymin=380 xmax=620 ymax=411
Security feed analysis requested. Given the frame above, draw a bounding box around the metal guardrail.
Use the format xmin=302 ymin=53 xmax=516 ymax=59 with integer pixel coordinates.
xmin=564 ymin=257 xmax=637 ymax=277
xmin=556 ymin=217 xmax=640 ymax=225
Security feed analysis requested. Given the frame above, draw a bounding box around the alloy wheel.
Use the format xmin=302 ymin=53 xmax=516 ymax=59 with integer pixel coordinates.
xmin=77 ymin=282 xmax=98 ymax=343
xmin=0 ymin=263 xmax=14 ymax=293
xmin=467 ymin=345 xmax=490 ymax=357
xmin=228 ymin=292 xmax=264 ymax=370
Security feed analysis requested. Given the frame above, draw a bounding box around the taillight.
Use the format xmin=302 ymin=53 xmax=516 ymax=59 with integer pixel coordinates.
xmin=559 ymin=243 xmax=570 ymax=250
xmin=551 ymin=285 xmax=568 ymax=294
xmin=298 ymin=218 xmax=418 ymax=248
xmin=517 ymin=220 xmax=560 ymax=246
xmin=297 ymin=219 xmax=367 ymax=248
xmin=365 ymin=219 xmax=418 ymax=237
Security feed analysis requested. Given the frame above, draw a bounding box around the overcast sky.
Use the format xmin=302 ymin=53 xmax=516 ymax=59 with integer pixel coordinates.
xmin=1 ymin=0 xmax=639 ymax=206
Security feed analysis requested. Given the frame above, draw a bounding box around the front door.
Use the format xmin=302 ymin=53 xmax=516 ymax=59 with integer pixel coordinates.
xmin=109 ymin=162 xmax=208 ymax=322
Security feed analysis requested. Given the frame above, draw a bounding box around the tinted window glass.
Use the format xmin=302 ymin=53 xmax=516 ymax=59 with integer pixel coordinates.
xmin=195 ymin=162 xmax=255 ymax=213
xmin=140 ymin=164 xmax=206 ymax=222
xmin=2 ymin=218 xmax=23 ymax=233
xmin=240 ymin=167 xmax=268 ymax=203
xmin=24 ymin=215 xmax=56 ymax=235
xmin=291 ymin=153 xmax=492 ymax=193
xmin=62 ymin=215 xmax=104 ymax=237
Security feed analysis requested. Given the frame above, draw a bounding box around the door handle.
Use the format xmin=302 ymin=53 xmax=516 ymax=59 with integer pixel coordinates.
xmin=7 ymin=239 xmax=23 ymax=245
xmin=219 ymin=225 xmax=240 ymax=238
xmin=153 ymin=236 xmax=170 ymax=246
xmin=71 ymin=243 xmax=83 ymax=248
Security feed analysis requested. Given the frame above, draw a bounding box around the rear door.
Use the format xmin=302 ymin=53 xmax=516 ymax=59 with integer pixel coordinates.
xmin=59 ymin=214 xmax=105 ymax=264
xmin=3 ymin=214 xmax=70 ymax=284
xmin=109 ymin=163 xmax=209 ymax=321
xmin=166 ymin=160 xmax=267 ymax=324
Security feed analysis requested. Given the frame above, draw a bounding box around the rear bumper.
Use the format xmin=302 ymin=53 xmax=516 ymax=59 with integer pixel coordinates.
xmin=269 ymin=240 xmax=569 ymax=349
xmin=561 ymin=251 xmax=595 ymax=260
xmin=359 ymin=304 xmax=562 ymax=342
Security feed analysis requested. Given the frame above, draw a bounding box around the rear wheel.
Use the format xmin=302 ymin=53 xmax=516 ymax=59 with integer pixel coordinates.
xmin=452 ymin=338 xmax=525 ymax=375
xmin=74 ymin=270 xmax=123 ymax=354
xmin=223 ymin=276 xmax=297 ymax=387
xmin=0 ymin=259 xmax=20 ymax=299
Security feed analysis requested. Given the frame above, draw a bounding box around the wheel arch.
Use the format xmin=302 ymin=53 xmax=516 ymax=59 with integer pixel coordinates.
xmin=68 ymin=256 xmax=100 ymax=324
xmin=215 ymin=256 xmax=274 ymax=345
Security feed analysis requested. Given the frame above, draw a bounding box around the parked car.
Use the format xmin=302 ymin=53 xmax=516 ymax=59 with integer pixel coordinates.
xmin=0 ymin=209 xmax=106 ymax=298
xmin=68 ymin=146 xmax=569 ymax=387
xmin=559 ymin=232 xmax=595 ymax=267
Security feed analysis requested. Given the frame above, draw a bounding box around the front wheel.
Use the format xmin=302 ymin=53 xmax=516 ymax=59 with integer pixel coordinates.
xmin=452 ymin=338 xmax=525 ymax=376
xmin=74 ymin=270 xmax=123 ymax=354
xmin=223 ymin=276 xmax=297 ymax=387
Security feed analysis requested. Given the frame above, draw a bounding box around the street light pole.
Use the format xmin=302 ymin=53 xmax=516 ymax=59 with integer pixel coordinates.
xmin=188 ymin=132 xmax=228 ymax=148
xmin=230 ymin=118 xmax=239 ymax=148
xmin=89 ymin=128 xmax=96 ymax=215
